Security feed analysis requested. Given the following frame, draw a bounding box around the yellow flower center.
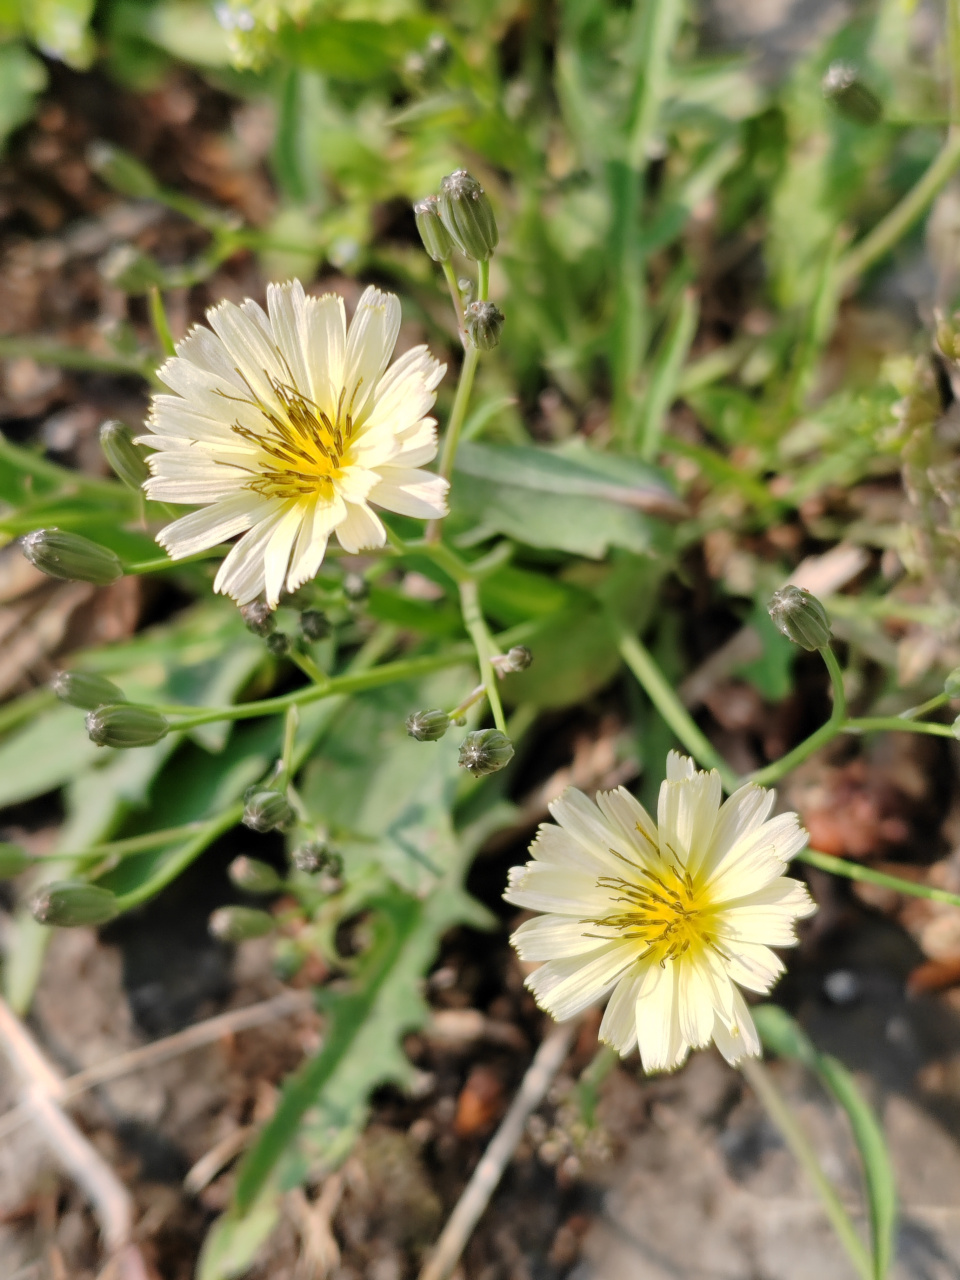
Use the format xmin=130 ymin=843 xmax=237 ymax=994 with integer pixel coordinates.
xmin=593 ymin=862 xmax=715 ymax=964
xmin=226 ymin=374 xmax=357 ymax=500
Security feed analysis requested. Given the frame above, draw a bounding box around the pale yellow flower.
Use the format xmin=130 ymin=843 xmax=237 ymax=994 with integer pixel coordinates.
xmin=505 ymin=752 xmax=816 ymax=1072
xmin=138 ymin=281 xmax=447 ymax=608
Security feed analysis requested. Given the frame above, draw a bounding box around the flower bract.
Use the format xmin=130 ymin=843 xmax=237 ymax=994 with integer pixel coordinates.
xmin=138 ymin=281 xmax=448 ymax=607
xmin=505 ymin=752 xmax=816 ymax=1072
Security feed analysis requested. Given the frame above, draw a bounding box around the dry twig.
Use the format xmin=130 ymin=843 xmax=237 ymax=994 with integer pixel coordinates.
xmin=0 ymin=995 xmax=149 ymax=1280
xmin=417 ymin=1020 xmax=579 ymax=1280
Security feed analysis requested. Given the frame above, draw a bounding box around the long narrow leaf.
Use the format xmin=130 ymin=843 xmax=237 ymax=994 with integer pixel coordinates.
xmin=754 ymin=1005 xmax=897 ymax=1280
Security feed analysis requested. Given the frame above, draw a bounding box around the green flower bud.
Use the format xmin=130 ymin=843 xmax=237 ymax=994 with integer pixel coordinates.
xmin=299 ymin=609 xmax=330 ymax=642
xmin=464 ymin=300 xmax=505 ymax=351
xmin=946 ymin=668 xmax=960 ymax=698
xmin=240 ymin=601 xmax=276 ymax=637
xmin=85 ymin=704 xmax=169 ymax=748
xmin=0 ymin=844 xmax=32 ymax=878
xmin=228 ymin=855 xmax=282 ymax=894
xmin=406 ymin=709 xmax=451 ymax=742
xmin=414 ymin=195 xmax=456 ymax=263
xmin=100 ymin=420 xmax=150 ymax=491
xmin=768 ymin=586 xmax=833 ymax=652
xmin=99 ymin=244 xmax=167 ymax=296
xmin=208 ymin=905 xmax=275 ymax=942
xmin=21 ymin=528 xmax=123 ymax=585
xmin=458 ymin=728 xmax=514 ymax=777
xmin=32 ymin=879 xmax=119 ymax=927
xmin=438 ymin=169 xmax=499 ymax=262
xmin=52 ymin=669 xmax=127 ymax=710
xmin=266 ymin=632 xmax=291 ymax=657
xmin=343 ymin=572 xmax=368 ymax=602
xmin=822 ymin=62 xmax=883 ymax=126
xmin=292 ymin=839 xmax=342 ymax=878
xmin=87 ymin=142 xmax=161 ymax=199
xmin=505 ymin=645 xmax=532 ymax=672
xmin=242 ymin=788 xmax=295 ymax=833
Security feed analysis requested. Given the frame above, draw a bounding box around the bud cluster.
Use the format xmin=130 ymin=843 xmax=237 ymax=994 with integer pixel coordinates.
xmin=414 ymin=168 xmax=499 ymax=264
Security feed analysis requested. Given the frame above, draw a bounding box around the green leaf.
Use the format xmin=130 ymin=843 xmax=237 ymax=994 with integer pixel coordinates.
xmin=754 ymin=1005 xmax=897 ymax=1280
xmin=25 ymin=0 xmax=95 ymax=68
xmin=234 ymin=879 xmax=475 ymax=1212
xmin=0 ymin=43 xmax=46 ymax=151
xmin=197 ymin=1186 xmax=281 ymax=1280
xmin=451 ymin=441 xmax=676 ymax=558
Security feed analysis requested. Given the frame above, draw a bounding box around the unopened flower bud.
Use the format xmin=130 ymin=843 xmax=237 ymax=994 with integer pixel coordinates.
xmin=86 ymin=704 xmax=169 ymax=748
xmin=242 ymin=788 xmax=295 ymax=833
xmin=406 ymin=709 xmax=450 ymax=742
xmin=343 ymin=572 xmax=368 ymax=601
xmin=22 ymin=528 xmax=123 ymax=585
xmin=946 ymin=668 xmax=960 ymax=698
xmin=0 ymin=844 xmax=31 ymax=877
xmin=822 ymin=62 xmax=883 ymax=125
xmin=87 ymin=142 xmax=161 ymax=199
xmin=100 ymin=420 xmax=150 ymax=491
xmin=228 ymin=855 xmax=283 ymax=894
xmin=266 ymin=631 xmax=291 ymax=657
xmin=299 ymin=609 xmax=330 ymax=641
xmin=464 ymin=300 xmax=505 ymax=351
xmin=100 ymin=244 xmax=167 ymax=295
xmin=505 ymin=645 xmax=532 ymax=672
xmin=32 ymin=879 xmax=119 ymax=927
xmin=209 ymin=905 xmax=275 ymax=942
xmin=414 ymin=195 xmax=456 ymax=263
xmin=292 ymin=839 xmax=342 ymax=878
xmin=438 ymin=169 xmax=499 ymax=261
xmin=52 ymin=669 xmax=127 ymax=710
xmin=240 ymin=601 xmax=276 ymax=637
xmin=768 ymin=586 xmax=833 ymax=651
xmin=458 ymin=728 xmax=514 ymax=777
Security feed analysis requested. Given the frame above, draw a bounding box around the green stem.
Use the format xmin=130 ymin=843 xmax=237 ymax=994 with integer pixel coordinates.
xmin=280 ymin=706 xmax=300 ymax=780
xmin=897 ymin=691 xmax=950 ymax=720
xmin=67 ymin=821 xmax=212 ymax=864
xmin=459 ymin=578 xmax=507 ymax=734
xmin=739 ymin=1057 xmax=872 ymax=1280
xmin=148 ymin=287 xmax=176 ymax=357
xmin=442 ymin=259 xmax=467 ymax=347
xmin=426 ymin=344 xmax=480 ymax=541
xmin=124 ymin=546 xmax=231 ymax=574
xmin=166 ymin=646 xmax=473 ymax=730
xmin=836 ymin=129 xmax=960 ymax=286
xmin=113 ymin=805 xmax=244 ymax=912
xmin=477 ymin=258 xmax=490 ymax=302
xmin=842 ymin=716 xmax=955 ymax=738
xmin=798 ymin=847 xmax=960 ymax=909
xmin=747 ymin=646 xmax=847 ymax=788
xmin=614 ymin=622 xmax=739 ymax=791
xmin=288 ymin=648 xmax=328 ymax=686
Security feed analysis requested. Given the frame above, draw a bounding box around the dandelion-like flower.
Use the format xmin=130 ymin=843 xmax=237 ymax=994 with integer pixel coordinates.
xmin=138 ymin=281 xmax=448 ymax=607
xmin=505 ymin=752 xmax=816 ymax=1072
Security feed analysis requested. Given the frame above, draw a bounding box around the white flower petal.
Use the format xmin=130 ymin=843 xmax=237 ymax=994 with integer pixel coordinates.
xmin=526 ymin=944 xmax=638 ymax=1022
xmin=263 ymin=502 xmax=305 ymax=608
xmin=691 ymin=781 xmax=775 ymax=879
xmin=657 ymin=764 xmax=722 ymax=870
xmin=212 ymin=503 xmax=287 ymax=604
xmin=595 ymin=786 xmax=659 ymax=858
xmin=599 ymin=967 xmax=646 ymax=1055
xmin=510 ymin=914 xmax=608 ymax=961
xmin=708 ymin=813 xmax=809 ymax=902
xmin=156 ymin=492 xmax=260 ymax=558
xmin=335 ymin=501 xmax=386 ymax=554
xmin=636 ymin=963 xmax=689 ymax=1073
xmin=285 ymin=494 xmax=347 ymax=594
xmin=549 ymin=787 xmax=638 ymax=872
xmin=504 ymin=863 xmax=614 ymax=916
xmin=303 ymin=292 xmax=346 ymax=415
xmin=712 ymin=988 xmax=760 ymax=1064
xmin=343 ymin=286 xmax=401 ymax=423
xmin=369 ymin=467 xmax=448 ymax=519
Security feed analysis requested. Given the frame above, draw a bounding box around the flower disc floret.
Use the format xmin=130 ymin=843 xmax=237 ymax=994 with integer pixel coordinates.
xmin=138 ymin=281 xmax=449 ymax=608
xmin=505 ymin=752 xmax=816 ymax=1073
